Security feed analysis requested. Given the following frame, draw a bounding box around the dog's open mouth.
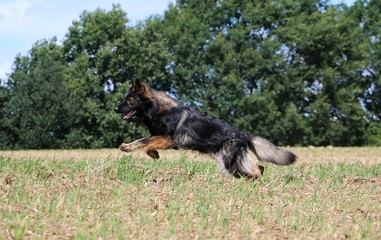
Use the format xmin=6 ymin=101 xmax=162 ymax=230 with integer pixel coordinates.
xmin=122 ymin=110 xmax=136 ymax=120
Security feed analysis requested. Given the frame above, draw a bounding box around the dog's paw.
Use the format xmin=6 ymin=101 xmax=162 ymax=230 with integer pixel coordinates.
xmin=147 ymin=150 xmax=160 ymax=159
xmin=119 ymin=143 xmax=133 ymax=152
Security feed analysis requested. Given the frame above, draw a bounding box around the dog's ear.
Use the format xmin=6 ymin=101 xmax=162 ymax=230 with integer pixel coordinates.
xmin=132 ymin=79 xmax=142 ymax=92
xmin=132 ymin=79 xmax=152 ymax=96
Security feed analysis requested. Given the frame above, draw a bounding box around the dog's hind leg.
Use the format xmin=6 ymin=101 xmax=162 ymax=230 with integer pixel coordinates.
xmin=233 ymin=151 xmax=264 ymax=179
xmin=210 ymin=152 xmax=230 ymax=176
xmin=211 ymin=150 xmax=263 ymax=179
xmin=119 ymin=136 xmax=175 ymax=159
xmin=216 ymin=138 xmax=264 ymax=179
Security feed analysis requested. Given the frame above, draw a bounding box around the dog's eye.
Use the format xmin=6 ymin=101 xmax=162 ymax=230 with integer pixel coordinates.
xmin=127 ymin=97 xmax=134 ymax=102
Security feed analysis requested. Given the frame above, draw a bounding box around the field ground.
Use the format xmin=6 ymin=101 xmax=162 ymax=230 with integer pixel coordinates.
xmin=1 ymin=147 xmax=380 ymax=239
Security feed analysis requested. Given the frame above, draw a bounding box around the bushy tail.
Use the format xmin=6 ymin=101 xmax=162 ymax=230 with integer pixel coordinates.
xmin=250 ymin=136 xmax=296 ymax=165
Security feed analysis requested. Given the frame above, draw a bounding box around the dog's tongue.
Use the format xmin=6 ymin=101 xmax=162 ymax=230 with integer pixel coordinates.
xmin=123 ymin=110 xmax=136 ymax=120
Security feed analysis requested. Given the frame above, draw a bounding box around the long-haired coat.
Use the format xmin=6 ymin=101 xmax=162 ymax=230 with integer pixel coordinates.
xmin=115 ymin=80 xmax=296 ymax=179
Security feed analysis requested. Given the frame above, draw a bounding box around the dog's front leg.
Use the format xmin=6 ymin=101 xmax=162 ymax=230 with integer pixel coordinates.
xmin=146 ymin=150 xmax=160 ymax=159
xmin=119 ymin=136 xmax=175 ymax=159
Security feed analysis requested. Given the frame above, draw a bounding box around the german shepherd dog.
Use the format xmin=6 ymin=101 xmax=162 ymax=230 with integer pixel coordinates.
xmin=115 ymin=80 xmax=296 ymax=179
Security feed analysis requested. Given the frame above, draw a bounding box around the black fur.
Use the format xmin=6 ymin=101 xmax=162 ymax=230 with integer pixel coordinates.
xmin=115 ymin=80 xmax=296 ymax=179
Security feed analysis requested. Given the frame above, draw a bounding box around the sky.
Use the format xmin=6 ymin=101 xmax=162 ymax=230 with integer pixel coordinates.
xmin=0 ymin=0 xmax=354 ymax=81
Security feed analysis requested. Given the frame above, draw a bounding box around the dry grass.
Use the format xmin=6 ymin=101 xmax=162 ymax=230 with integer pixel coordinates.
xmin=1 ymin=146 xmax=380 ymax=164
xmin=1 ymin=147 xmax=381 ymax=239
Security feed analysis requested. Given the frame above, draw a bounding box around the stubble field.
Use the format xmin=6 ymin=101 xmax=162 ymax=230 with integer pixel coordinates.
xmin=1 ymin=147 xmax=380 ymax=239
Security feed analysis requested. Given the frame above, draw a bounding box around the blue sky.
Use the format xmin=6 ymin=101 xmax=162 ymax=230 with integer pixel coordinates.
xmin=0 ymin=0 xmax=354 ymax=81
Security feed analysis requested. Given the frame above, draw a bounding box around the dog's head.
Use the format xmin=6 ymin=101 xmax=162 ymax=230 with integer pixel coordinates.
xmin=114 ymin=80 xmax=154 ymax=120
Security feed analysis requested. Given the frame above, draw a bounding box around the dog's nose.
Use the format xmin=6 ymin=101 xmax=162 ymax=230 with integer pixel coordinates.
xmin=114 ymin=107 xmax=119 ymax=113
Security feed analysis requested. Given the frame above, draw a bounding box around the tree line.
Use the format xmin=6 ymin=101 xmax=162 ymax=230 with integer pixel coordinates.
xmin=1 ymin=0 xmax=380 ymax=149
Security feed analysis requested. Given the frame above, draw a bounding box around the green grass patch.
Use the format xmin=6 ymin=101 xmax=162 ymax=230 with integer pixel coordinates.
xmin=1 ymin=153 xmax=380 ymax=239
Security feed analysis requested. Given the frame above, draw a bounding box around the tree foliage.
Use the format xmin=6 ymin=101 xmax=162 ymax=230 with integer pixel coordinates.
xmin=1 ymin=0 xmax=381 ymax=149
xmin=2 ymin=39 xmax=75 ymax=148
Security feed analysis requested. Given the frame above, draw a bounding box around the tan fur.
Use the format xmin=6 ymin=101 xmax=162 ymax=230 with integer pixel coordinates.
xmin=120 ymin=136 xmax=175 ymax=153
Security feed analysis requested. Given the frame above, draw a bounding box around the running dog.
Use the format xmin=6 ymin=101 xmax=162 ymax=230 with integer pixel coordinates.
xmin=114 ymin=80 xmax=296 ymax=179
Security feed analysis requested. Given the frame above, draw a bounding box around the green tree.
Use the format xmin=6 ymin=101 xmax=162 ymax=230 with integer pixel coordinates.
xmin=274 ymin=2 xmax=368 ymax=145
xmin=3 ymin=39 xmax=75 ymax=149
xmin=0 ymin=84 xmax=10 ymax=149
xmin=350 ymin=0 xmax=381 ymax=145
xmin=159 ymin=0 xmax=370 ymax=146
xmin=62 ymin=5 xmax=171 ymax=147
xmin=62 ymin=5 xmax=130 ymax=148
xmin=1 ymin=0 xmax=379 ymax=148
xmin=159 ymin=0 xmax=314 ymax=145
